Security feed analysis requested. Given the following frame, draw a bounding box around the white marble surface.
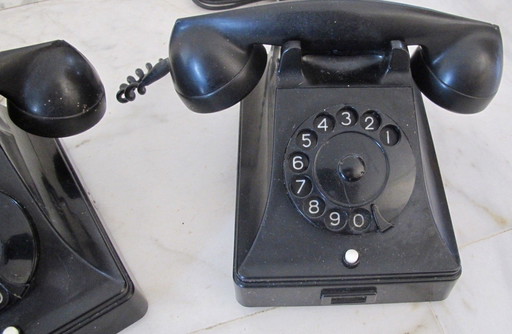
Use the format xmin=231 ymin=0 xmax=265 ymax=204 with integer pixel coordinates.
xmin=0 ymin=0 xmax=45 ymax=9
xmin=1 ymin=0 xmax=511 ymax=333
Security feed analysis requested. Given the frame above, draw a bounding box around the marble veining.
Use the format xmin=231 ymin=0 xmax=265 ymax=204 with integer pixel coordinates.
xmin=1 ymin=0 xmax=511 ymax=333
xmin=0 ymin=0 xmax=46 ymax=9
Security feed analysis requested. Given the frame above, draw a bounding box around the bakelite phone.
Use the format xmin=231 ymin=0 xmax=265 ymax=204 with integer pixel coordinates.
xmin=118 ymin=0 xmax=503 ymax=306
xmin=0 ymin=41 xmax=147 ymax=333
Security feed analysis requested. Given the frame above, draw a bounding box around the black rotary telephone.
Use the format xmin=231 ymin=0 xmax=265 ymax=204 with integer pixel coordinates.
xmin=118 ymin=0 xmax=503 ymax=306
xmin=0 ymin=41 xmax=147 ymax=333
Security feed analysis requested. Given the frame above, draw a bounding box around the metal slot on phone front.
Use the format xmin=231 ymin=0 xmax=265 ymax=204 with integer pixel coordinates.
xmin=320 ymin=288 xmax=378 ymax=305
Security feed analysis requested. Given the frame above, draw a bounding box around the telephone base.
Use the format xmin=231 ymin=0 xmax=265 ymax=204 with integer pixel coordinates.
xmin=233 ymin=45 xmax=461 ymax=306
xmin=0 ymin=105 xmax=147 ymax=333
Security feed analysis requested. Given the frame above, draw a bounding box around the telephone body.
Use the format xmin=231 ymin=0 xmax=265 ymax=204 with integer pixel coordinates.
xmin=120 ymin=0 xmax=502 ymax=306
xmin=234 ymin=41 xmax=460 ymax=306
xmin=0 ymin=41 xmax=147 ymax=333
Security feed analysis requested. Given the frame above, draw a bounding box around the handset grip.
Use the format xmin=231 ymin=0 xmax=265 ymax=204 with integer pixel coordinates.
xmin=0 ymin=40 xmax=105 ymax=137
xmin=170 ymin=0 xmax=502 ymax=114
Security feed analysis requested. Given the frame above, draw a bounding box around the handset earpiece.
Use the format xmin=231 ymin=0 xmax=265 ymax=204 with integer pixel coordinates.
xmin=0 ymin=40 xmax=105 ymax=137
xmin=411 ymin=27 xmax=503 ymax=114
xmin=169 ymin=24 xmax=267 ymax=113
xmin=117 ymin=33 xmax=267 ymax=114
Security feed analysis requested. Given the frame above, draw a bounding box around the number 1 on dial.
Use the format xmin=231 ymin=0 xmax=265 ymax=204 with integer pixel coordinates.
xmin=380 ymin=125 xmax=400 ymax=146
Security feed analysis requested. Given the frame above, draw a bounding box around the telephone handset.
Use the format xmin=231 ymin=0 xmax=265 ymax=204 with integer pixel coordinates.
xmin=0 ymin=40 xmax=106 ymax=137
xmin=167 ymin=0 xmax=502 ymax=114
xmin=119 ymin=0 xmax=502 ymax=306
xmin=0 ymin=42 xmax=147 ymax=332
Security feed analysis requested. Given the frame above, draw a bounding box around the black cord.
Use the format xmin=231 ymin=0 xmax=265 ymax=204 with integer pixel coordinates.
xmin=191 ymin=0 xmax=268 ymax=10
xmin=116 ymin=58 xmax=171 ymax=103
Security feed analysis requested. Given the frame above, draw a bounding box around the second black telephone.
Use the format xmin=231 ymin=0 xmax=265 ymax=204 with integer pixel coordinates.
xmin=0 ymin=41 xmax=147 ymax=332
xmin=119 ymin=0 xmax=503 ymax=306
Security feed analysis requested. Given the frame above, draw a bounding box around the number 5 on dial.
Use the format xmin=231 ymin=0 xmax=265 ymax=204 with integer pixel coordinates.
xmin=297 ymin=130 xmax=317 ymax=149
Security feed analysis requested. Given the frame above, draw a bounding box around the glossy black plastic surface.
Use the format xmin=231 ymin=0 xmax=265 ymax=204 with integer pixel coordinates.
xmin=0 ymin=41 xmax=145 ymax=332
xmin=152 ymin=1 xmax=503 ymax=306
xmin=233 ymin=42 xmax=461 ymax=306
xmin=169 ymin=0 xmax=502 ymax=114
xmin=0 ymin=40 xmax=106 ymax=137
xmin=0 ymin=105 xmax=147 ymax=333
xmin=0 ymin=192 xmax=37 ymax=309
xmin=283 ymin=106 xmax=416 ymax=233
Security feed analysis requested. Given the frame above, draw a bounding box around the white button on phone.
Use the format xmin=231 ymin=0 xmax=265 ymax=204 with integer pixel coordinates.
xmin=3 ymin=327 xmax=21 ymax=334
xmin=344 ymin=249 xmax=360 ymax=267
